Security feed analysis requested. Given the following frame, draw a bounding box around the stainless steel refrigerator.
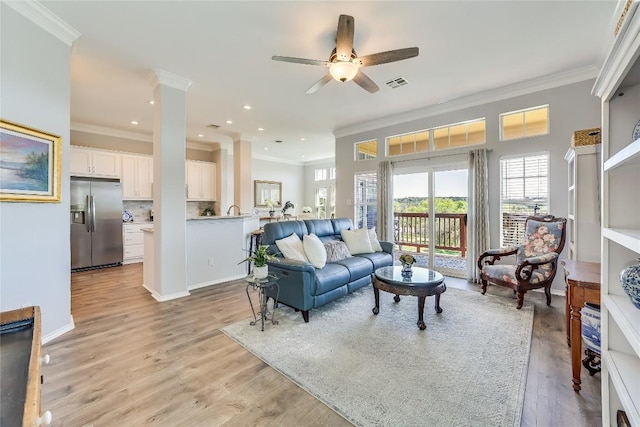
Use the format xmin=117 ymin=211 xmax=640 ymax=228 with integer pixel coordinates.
xmin=70 ymin=177 xmax=123 ymax=270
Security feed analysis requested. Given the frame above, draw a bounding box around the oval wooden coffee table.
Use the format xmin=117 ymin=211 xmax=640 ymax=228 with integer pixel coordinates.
xmin=372 ymin=266 xmax=446 ymax=330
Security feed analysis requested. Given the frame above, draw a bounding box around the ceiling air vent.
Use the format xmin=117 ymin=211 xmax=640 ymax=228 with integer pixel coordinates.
xmin=385 ymin=76 xmax=409 ymax=89
xmin=206 ymin=123 xmax=221 ymax=129
xmin=274 ymin=140 xmax=283 ymax=143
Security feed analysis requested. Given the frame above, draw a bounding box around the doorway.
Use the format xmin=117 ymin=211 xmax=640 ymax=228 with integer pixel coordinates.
xmin=393 ymin=165 xmax=468 ymax=278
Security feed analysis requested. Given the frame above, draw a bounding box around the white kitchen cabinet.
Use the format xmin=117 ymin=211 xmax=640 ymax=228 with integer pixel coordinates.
xmin=592 ymin=3 xmax=640 ymax=425
xmin=121 ymin=154 xmax=153 ymax=200
xmin=70 ymin=146 xmax=120 ymax=178
xmin=565 ymin=142 xmax=601 ymax=262
xmin=186 ymin=160 xmax=216 ymax=201
xmin=123 ymin=223 xmax=153 ymax=264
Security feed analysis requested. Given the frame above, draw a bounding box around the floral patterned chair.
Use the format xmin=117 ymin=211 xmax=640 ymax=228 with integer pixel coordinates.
xmin=477 ymin=215 xmax=567 ymax=309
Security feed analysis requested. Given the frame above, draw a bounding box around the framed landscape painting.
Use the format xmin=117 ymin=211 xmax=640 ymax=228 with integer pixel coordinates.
xmin=0 ymin=120 xmax=61 ymax=203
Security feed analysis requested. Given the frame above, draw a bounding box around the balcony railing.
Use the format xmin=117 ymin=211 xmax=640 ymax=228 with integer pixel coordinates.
xmin=393 ymin=212 xmax=467 ymax=257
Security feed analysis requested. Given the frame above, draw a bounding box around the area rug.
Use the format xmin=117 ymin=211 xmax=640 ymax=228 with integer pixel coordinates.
xmin=222 ymin=286 xmax=533 ymax=427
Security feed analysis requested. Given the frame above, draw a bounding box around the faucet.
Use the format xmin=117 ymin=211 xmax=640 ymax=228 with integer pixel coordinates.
xmin=226 ymin=204 xmax=241 ymax=216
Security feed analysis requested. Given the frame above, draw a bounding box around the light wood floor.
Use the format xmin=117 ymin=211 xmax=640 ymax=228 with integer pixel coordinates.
xmin=42 ymin=264 xmax=601 ymax=426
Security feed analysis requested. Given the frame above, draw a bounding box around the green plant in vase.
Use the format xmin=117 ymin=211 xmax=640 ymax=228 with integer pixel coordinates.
xmin=239 ymin=245 xmax=278 ymax=279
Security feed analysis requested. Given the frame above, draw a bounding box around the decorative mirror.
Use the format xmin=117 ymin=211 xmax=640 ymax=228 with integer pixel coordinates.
xmin=254 ymin=180 xmax=282 ymax=207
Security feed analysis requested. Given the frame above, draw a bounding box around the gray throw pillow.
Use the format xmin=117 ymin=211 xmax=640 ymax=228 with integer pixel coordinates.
xmin=324 ymin=240 xmax=352 ymax=263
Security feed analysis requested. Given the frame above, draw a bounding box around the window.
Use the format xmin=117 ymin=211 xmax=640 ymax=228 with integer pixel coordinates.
xmin=387 ymin=130 xmax=430 ymax=156
xmin=500 ymin=153 xmax=549 ymax=246
xmin=500 ymin=105 xmax=549 ymax=141
xmin=354 ymin=172 xmax=377 ymax=229
xmin=329 ymin=167 xmax=336 ymax=180
xmin=355 ymin=139 xmax=377 ymax=161
xmin=314 ymin=168 xmax=327 ymax=181
xmin=330 ymin=185 xmax=336 ymax=218
xmin=433 ymin=119 xmax=485 ymax=151
xmin=386 ymin=119 xmax=484 ymax=156
xmin=316 ymin=187 xmax=327 ymax=219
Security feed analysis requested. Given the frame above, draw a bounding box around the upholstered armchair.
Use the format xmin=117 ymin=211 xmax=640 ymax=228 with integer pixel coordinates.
xmin=477 ymin=215 xmax=567 ymax=309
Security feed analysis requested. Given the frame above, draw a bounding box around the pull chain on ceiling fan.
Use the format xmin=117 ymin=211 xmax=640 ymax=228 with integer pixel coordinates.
xmin=272 ymin=14 xmax=419 ymax=94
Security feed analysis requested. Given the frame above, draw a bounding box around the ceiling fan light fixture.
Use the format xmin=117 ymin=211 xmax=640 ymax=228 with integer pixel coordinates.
xmin=329 ymin=61 xmax=358 ymax=82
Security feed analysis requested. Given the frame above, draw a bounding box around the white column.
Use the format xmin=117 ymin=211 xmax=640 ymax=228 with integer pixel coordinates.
xmin=233 ymin=138 xmax=252 ymax=213
xmin=149 ymin=69 xmax=192 ymax=301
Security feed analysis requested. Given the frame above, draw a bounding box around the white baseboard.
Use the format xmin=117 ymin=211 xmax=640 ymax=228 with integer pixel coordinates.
xmin=42 ymin=315 xmax=75 ymax=344
xmin=142 ymin=283 xmax=191 ymax=302
xmin=188 ymin=274 xmax=246 ymax=291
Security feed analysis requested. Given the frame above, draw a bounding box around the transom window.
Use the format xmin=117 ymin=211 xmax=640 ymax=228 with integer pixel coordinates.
xmin=386 ymin=118 xmax=485 ymax=157
xmin=500 ymin=105 xmax=549 ymax=141
xmin=314 ymin=168 xmax=327 ymax=181
xmin=355 ymin=140 xmax=377 ymax=161
xmin=387 ymin=130 xmax=430 ymax=156
xmin=433 ymin=119 xmax=485 ymax=151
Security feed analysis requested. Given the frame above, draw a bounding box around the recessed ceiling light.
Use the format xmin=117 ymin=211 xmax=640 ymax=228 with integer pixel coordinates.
xmin=264 ymin=147 xmax=268 ymax=151
xmin=130 ymin=121 xmax=138 ymax=125
xmin=226 ymin=120 xmax=233 ymax=124
xmin=243 ymin=105 xmax=252 ymax=110
xmin=301 ymin=155 xmax=305 ymax=158
xmin=258 ymin=127 xmax=264 ymax=131
xmin=149 ymin=100 xmax=154 ymax=105
xmin=198 ymin=134 xmax=204 ymax=138
xmin=300 ymin=138 xmax=306 ymax=141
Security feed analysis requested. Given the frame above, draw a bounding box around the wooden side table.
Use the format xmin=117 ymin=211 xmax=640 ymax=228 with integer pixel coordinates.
xmin=561 ymin=259 xmax=600 ymax=393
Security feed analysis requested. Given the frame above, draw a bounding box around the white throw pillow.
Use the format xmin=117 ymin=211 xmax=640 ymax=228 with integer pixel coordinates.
xmin=303 ymin=233 xmax=327 ymax=269
xmin=367 ymin=227 xmax=383 ymax=252
xmin=275 ymin=233 xmax=308 ymax=262
xmin=341 ymin=228 xmax=374 ymax=255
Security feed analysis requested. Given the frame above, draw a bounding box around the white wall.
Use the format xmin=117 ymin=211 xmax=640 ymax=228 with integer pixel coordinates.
xmin=0 ymin=5 xmax=74 ymax=339
xmin=335 ymin=79 xmax=601 ymax=292
xmin=251 ymin=158 xmax=304 ymax=214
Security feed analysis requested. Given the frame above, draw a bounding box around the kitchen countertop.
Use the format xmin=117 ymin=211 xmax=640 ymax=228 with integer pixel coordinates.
xmin=186 ymin=215 xmax=255 ymax=221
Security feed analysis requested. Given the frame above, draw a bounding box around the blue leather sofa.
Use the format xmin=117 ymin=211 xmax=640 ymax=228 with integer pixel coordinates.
xmin=261 ymin=218 xmax=393 ymax=322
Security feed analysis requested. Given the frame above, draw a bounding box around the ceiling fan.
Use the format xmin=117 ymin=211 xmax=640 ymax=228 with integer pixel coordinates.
xmin=272 ymin=14 xmax=419 ymax=94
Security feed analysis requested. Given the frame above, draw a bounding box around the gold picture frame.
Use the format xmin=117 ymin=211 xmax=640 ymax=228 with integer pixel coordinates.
xmin=0 ymin=119 xmax=61 ymax=203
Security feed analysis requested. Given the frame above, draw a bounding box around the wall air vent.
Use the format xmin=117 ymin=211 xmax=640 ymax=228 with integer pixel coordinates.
xmin=206 ymin=124 xmax=221 ymax=129
xmin=385 ymin=76 xmax=409 ymax=89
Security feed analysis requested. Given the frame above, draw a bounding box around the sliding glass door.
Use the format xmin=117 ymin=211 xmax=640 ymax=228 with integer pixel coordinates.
xmin=393 ymin=164 xmax=468 ymax=278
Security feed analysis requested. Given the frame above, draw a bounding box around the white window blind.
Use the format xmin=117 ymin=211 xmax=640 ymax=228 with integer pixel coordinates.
xmin=354 ymin=172 xmax=377 ymax=229
xmin=500 ymin=154 xmax=549 ymax=246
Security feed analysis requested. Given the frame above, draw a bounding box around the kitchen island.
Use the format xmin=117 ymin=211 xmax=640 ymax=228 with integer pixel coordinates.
xmin=142 ymin=215 xmax=259 ymax=301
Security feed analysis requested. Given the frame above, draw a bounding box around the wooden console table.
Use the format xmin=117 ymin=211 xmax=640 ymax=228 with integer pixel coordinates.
xmin=561 ymin=259 xmax=600 ymax=393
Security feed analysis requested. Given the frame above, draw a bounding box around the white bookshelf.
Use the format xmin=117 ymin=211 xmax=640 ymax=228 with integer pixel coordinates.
xmin=592 ymin=1 xmax=640 ymax=425
xmin=565 ymin=144 xmax=601 ymax=262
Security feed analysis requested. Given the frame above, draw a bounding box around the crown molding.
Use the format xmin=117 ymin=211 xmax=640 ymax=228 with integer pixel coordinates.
xmin=252 ymin=152 xmax=304 ymax=166
xmin=149 ymin=69 xmax=192 ymax=91
xmin=71 ymin=122 xmax=151 ymax=142
xmin=334 ymin=66 xmax=599 ymax=139
xmin=302 ymin=157 xmax=336 ymax=166
xmin=4 ymin=1 xmax=80 ymax=46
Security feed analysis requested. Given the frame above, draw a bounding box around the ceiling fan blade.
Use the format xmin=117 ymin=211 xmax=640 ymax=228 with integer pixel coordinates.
xmin=335 ymin=14 xmax=355 ymax=60
xmin=272 ymin=56 xmax=329 ymax=67
xmin=355 ymin=47 xmax=419 ymax=67
xmin=353 ymin=71 xmax=379 ymax=93
xmin=306 ymin=74 xmax=333 ymax=94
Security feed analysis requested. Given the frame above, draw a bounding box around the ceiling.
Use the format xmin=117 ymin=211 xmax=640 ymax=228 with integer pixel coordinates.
xmin=40 ymin=1 xmax=617 ymax=163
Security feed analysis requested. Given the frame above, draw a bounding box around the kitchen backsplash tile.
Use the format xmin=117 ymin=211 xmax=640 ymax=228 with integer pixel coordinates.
xmin=123 ymin=201 xmax=216 ymax=222
xmin=123 ymin=201 xmax=153 ymax=222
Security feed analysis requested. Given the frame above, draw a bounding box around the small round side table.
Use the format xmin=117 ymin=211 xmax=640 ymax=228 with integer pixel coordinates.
xmin=245 ymin=273 xmax=280 ymax=331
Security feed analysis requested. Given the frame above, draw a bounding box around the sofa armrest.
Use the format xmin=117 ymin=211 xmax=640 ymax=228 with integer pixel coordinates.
xmin=267 ymin=258 xmax=315 ymax=274
xmin=380 ymin=241 xmax=394 ymax=254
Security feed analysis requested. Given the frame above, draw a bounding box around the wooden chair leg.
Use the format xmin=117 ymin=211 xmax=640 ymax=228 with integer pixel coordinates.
xmin=481 ymin=279 xmax=487 ymax=295
xmin=545 ymin=286 xmax=552 ymax=306
xmin=516 ymin=291 xmax=525 ymax=309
